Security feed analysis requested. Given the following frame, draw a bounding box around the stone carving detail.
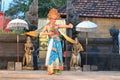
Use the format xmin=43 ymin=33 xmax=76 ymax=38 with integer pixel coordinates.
xmin=64 ymin=0 xmax=81 ymax=70
xmin=25 ymin=0 xmax=39 ymax=70
xmin=25 ymin=0 xmax=38 ymax=27
xmin=109 ymin=26 xmax=119 ymax=53
xmin=67 ymin=0 xmax=81 ymax=37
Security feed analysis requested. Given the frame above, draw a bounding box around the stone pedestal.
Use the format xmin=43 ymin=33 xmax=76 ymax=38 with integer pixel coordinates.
xmin=70 ymin=67 xmax=75 ymax=71
xmin=91 ymin=65 xmax=98 ymax=71
xmin=15 ymin=62 xmax=22 ymax=70
xmin=70 ymin=66 xmax=82 ymax=71
xmin=7 ymin=62 xmax=15 ymax=70
xmin=83 ymin=65 xmax=90 ymax=71
xmin=75 ymin=66 xmax=82 ymax=71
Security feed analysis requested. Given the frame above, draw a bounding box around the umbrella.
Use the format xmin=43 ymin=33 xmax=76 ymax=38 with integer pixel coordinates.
xmin=76 ymin=20 xmax=98 ymax=65
xmin=7 ymin=18 xmax=28 ymax=30
xmin=7 ymin=18 xmax=28 ymax=62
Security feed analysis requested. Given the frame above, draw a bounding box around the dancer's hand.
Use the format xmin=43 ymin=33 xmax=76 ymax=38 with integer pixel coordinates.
xmin=69 ymin=23 xmax=73 ymax=28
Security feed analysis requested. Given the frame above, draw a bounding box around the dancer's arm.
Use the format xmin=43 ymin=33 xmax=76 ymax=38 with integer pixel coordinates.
xmin=58 ymin=23 xmax=73 ymax=28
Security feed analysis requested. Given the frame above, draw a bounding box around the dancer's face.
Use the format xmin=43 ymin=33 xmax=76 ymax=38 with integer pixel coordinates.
xmin=49 ymin=15 xmax=57 ymax=23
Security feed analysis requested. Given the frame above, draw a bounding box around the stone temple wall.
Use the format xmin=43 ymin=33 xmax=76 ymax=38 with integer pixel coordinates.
xmin=0 ymin=35 xmax=120 ymax=70
xmin=79 ymin=38 xmax=120 ymax=71
xmin=0 ymin=34 xmax=25 ymax=69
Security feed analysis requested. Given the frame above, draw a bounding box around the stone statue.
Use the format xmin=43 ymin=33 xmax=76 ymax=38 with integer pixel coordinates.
xmin=22 ymin=36 xmax=34 ymax=67
xmin=65 ymin=0 xmax=81 ymax=70
xmin=109 ymin=26 xmax=119 ymax=53
xmin=70 ymin=37 xmax=83 ymax=70
xmin=66 ymin=0 xmax=81 ymax=38
xmin=25 ymin=0 xmax=39 ymax=70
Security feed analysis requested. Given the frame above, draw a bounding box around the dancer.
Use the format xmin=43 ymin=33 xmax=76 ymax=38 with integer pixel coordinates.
xmin=41 ymin=8 xmax=73 ymax=75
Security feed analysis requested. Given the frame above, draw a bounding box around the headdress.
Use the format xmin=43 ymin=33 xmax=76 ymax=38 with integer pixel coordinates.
xmin=47 ymin=8 xmax=60 ymax=19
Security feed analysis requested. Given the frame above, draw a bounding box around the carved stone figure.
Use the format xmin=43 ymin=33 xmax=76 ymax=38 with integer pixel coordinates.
xmin=70 ymin=38 xmax=83 ymax=70
xmin=25 ymin=0 xmax=38 ymax=27
xmin=23 ymin=36 xmax=34 ymax=67
xmin=109 ymin=26 xmax=119 ymax=53
xmin=65 ymin=0 xmax=81 ymax=70
xmin=67 ymin=0 xmax=81 ymax=36
xmin=25 ymin=0 xmax=39 ymax=70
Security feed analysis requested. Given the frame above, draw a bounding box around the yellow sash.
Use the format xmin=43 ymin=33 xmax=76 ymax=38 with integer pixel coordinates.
xmin=21 ymin=30 xmax=83 ymax=51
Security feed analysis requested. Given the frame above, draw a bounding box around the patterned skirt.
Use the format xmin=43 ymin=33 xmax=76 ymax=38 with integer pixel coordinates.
xmin=45 ymin=37 xmax=63 ymax=74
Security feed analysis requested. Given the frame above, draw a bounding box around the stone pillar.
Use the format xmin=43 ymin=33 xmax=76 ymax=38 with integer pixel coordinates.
xmin=32 ymin=37 xmax=39 ymax=70
xmin=25 ymin=0 xmax=39 ymax=70
xmin=15 ymin=62 xmax=22 ymax=70
xmin=66 ymin=0 xmax=81 ymax=70
xmin=7 ymin=62 xmax=15 ymax=70
xmin=66 ymin=0 xmax=73 ymax=70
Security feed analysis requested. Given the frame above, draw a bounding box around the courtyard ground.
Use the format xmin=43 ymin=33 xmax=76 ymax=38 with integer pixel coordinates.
xmin=0 ymin=70 xmax=120 ymax=80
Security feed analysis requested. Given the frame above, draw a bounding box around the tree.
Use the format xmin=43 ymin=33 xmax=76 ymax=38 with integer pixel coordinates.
xmin=5 ymin=0 xmax=66 ymax=19
xmin=5 ymin=0 xmax=33 ymax=19
xmin=38 ymin=0 xmax=66 ymax=18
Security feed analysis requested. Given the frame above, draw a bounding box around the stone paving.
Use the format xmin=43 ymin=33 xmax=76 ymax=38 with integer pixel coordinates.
xmin=0 ymin=70 xmax=120 ymax=80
